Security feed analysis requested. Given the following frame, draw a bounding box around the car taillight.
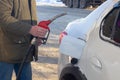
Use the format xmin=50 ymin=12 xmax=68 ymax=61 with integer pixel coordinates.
xmin=59 ymin=31 xmax=67 ymax=44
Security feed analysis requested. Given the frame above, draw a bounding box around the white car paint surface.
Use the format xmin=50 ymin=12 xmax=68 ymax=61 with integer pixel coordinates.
xmin=60 ymin=35 xmax=86 ymax=59
xmin=59 ymin=0 xmax=120 ymax=80
xmin=59 ymin=0 xmax=117 ymax=59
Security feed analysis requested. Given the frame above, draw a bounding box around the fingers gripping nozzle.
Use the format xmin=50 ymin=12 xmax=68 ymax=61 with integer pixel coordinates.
xmin=37 ymin=13 xmax=67 ymax=44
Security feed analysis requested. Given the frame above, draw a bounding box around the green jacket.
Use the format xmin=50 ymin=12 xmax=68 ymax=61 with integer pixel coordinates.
xmin=0 ymin=0 xmax=38 ymax=63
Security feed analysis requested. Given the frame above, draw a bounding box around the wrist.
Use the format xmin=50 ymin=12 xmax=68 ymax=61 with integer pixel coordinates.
xmin=29 ymin=26 xmax=38 ymax=36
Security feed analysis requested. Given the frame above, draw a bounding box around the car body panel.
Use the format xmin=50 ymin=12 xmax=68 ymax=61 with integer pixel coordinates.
xmin=59 ymin=0 xmax=120 ymax=80
xmin=59 ymin=35 xmax=86 ymax=59
xmin=59 ymin=0 xmax=117 ymax=59
xmin=82 ymin=27 xmax=120 ymax=80
xmin=63 ymin=0 xmax=116 ymax=40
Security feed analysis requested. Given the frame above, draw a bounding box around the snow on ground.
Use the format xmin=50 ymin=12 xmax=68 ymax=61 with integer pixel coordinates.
xmin=36 ymin=0 xmax=65 ymax=7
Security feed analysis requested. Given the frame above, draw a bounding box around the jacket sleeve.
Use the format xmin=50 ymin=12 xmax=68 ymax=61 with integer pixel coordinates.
xmin=0 ymin=0 xmax=32 ymax=36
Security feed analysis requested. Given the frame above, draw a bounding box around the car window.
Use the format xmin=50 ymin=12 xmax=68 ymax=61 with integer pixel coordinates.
xmin=100 ymin=5 xmax=120 ymax=46
xmin=102 ymin=8 xmax=118 ymax=37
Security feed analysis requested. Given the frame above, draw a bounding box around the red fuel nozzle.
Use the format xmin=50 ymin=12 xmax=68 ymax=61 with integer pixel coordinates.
xmin=37 ymin=20 xmax=51 ymax=44
xmin=38 ymin=13 xmax=67 ymax=30
xmin=37 ymin=13 xmax=67 ymax=44
xmin=38 ymin=20 xmax=51 ymax=30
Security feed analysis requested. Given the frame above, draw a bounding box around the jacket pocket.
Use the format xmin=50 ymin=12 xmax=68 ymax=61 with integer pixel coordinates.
xmin=13 ymin=37 xmax=27 ymax=44
xmin=7 ymin=33 xmax=29 ymax=44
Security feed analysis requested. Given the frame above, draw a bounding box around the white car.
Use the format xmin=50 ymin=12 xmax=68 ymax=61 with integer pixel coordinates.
xmin=58 ymin=0 xmax=120 ymax=80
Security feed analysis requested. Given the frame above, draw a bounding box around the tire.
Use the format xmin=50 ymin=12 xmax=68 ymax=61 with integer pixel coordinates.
xmin=66 ymin=0 xmax=73 ymax=8
xmin=59 ymin=64 xmax=87 ymax=80
xmin=80 ymin=0 xmax=87 ymax=9
xmin=73 ymin=0 xmax=80 ymax=8
xmin=64 ymin=0 xmax=68 ymax=5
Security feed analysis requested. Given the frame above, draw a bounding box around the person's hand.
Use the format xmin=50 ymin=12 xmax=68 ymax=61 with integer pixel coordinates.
xmin=36 ymin=38 xmax=43 ymax=46
xmin=36 ymin=20 xmax=51 ymax=45
xmin=29 ymin=25 xmax=48 ymax=38
xmin=29 ymin=20 xmax=51 ymax=45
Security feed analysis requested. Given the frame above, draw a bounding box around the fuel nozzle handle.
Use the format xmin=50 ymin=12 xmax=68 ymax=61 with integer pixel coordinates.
xmin=37 ymin=13 xmax=67 ymax=44
xmin=37 ymin=20 xmax=50 ymax=44
xmin=38 ymin=12 xmax=67 ymax=29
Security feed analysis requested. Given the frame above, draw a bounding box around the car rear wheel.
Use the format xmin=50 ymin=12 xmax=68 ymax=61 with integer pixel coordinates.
xmin=80 ymin=0 xmax=87 ymax=9
xmin=59 ymin=64 xmax=87 ymax=80
xmin=66 ymin=0 xmax=73 ymax=8
xmin=73 ymin=0 xmax=80 ymax=8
